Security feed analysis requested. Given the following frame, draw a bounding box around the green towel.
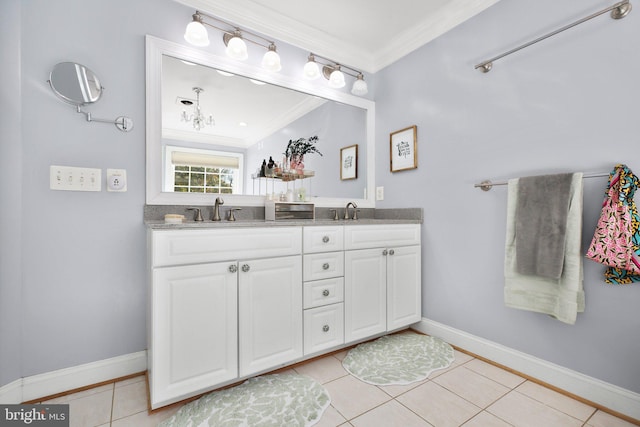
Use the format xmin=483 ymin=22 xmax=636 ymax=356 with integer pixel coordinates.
xmin=504 ymin=173 xmax=584 ymax=325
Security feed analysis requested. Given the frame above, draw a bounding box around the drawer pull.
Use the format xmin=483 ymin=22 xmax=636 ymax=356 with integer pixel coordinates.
xmin=322 ymin=325 xmax=330 ymax=332
xmin=322 ymin=235 xmax=330 ymax=243
xmin=382 ymin=249 xmax=388 ymax=256
xmin=322 ymin=263 xmax=330 ymax=270
xmin=389 ymin=249 xmax=395 ymax=255
xmin=322 ymin=289 xmax=330 ymax=297
xmin=228 ymin=265 xmax=238 ymax=273
xmin=241 ymin=264 xmax=250 ymax=272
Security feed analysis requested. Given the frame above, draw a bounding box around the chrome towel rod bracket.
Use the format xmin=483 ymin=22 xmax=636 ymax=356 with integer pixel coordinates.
xmin=475 ymin=1 xmax=632 ymax=73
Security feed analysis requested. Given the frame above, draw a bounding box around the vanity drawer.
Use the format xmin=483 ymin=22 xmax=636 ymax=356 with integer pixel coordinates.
xmin=303 ymin=226 xmax=344 ymax=253
xmin=303 ymin=277 xmax=344 ymax=309
xmin=304 ymin=303 xmax=344 ymax=355
xmin=151 ymin=227 xmax=302 ymax=267
xmin=303 ymin=252 xmax=344 ymax=281
xmin=344 ymin=224 xmax=420 ymax=250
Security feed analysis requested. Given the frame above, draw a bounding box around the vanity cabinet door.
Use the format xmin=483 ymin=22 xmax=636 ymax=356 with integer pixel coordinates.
xmin=344 ymin=248 xmax=387 ymax=342
xmin=344 ymin=224 xmax=422 ymax=344
xmin=238 ymin=255 xmax=303 ymax=377
xmin=150 ymin=262 xmax=238 ymax=408
xmin=387 ymin=245 xmax=422 ymax=331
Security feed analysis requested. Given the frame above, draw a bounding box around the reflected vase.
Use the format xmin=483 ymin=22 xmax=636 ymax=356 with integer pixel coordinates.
xmin=290 ymin=154 xmax=304 ymax=174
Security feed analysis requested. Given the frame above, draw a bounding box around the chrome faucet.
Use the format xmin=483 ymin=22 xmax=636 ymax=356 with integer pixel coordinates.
xmin=344 ymin=201 xmax=357 ymax=220
xmin=212 ymin=197 xmax=224 ymax=221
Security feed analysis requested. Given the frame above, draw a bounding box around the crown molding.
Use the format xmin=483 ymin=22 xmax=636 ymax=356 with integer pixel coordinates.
xmin=373 ymin=0 xmax=501 ymax=71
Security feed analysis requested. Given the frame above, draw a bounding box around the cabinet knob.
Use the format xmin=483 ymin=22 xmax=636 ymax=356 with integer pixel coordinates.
xmin=322 ymin=235 xmax=330 ymax=243
xmin=322 ymin=325 xmax=330 ymax=332
xmin=322 ymin=289 xmax=330 ymax=297
xmin=382 ymin=249 xmax=388 ymax=256
xmin=389 ymin=249 xmax=395 ymax=255
xmin=322 ymin=263 xmax=330 ymax=270
xmin=228 ymin=264 xmax=238 ymax=273
xmin=241 ymin=264 xmax=250 ymax=272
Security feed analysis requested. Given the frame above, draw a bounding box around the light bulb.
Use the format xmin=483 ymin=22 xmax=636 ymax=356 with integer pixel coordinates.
xmin=262 ymin=46 xmax=281 ymax=72
xmin=184 ymin=15 xmax=210 ymax=47
xmin=303 ymin=55 xmax=320 ymax=80
xmin=225 ymin=34 xmax=248 ymax=60
xmin=328 ymin=68 xmax=345 ymax=89
xmin=351 ymin=75 xmax=368 ymax=96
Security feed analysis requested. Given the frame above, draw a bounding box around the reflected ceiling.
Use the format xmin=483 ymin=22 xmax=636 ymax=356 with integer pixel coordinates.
xmin=162 ymin=55 xmax=326 ymax=148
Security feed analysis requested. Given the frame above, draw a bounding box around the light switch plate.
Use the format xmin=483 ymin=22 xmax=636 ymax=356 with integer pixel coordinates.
xmin=50 ymin=165 xmax=101 ymax=191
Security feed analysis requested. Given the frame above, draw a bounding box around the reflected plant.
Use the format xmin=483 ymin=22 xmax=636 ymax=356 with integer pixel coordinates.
xmin=283 ymin=135 xmax=322 ymax=160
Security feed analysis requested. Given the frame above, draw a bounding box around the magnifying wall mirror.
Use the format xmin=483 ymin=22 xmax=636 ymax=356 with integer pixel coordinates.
xmin=49 ymin=62 xmax=103 ymax=105
xmin=48 ymin=61 xmax=133 ymax=132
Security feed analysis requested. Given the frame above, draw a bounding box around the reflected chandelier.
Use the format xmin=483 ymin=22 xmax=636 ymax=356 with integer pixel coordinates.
xmin=181 ymin=87 xmax=214 ymax=131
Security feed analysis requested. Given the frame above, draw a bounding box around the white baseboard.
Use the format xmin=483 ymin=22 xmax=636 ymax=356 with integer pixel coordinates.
xmin=0 ymin=351 xmax=147 ymax=403
xmin=413 ymin=318 xmax=640 ymax=421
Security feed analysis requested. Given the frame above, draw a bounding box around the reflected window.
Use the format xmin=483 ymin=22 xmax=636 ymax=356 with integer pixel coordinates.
xmin=164 ymin=146 xmax=243 ymax=194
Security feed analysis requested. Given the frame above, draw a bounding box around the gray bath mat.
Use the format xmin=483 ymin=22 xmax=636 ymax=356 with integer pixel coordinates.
xmin=342 ymin=333 xmax=455 ymax=385
xmin=158 ymin=373 xmax=330 ymax=427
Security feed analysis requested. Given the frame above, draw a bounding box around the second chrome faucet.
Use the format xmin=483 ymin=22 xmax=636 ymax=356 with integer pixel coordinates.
xmin=344 ymin=202 xmax=358 ymax=220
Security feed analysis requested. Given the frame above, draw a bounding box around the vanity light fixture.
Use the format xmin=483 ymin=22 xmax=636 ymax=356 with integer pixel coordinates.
xmin=309 ymin=53 xmax=368 ymax=96
xmin=223 ymin=31 xmax=248 ymax=60
xmin=185 ymin=10 xmax=281 ymax=72
xmin=261 ymin=43 xmax=282 ymax=72
xmin=351 ymin=73 xmax=368 ymax=96
xmin=303 ymin=54 xmax=321 ymax=80
xmin=184 ymin=13 xmax=210 ymax=47
xmin=181 ymin=87 xmax=214 ymax=131
xmin=327 ymin=65 xmax=346 ymax=89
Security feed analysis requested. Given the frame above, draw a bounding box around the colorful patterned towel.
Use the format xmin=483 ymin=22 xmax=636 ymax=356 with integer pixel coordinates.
xmin=586 ymin=164 xmax=640 ymax=284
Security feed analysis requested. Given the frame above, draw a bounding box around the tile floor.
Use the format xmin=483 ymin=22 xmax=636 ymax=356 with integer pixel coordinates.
xmin=41 ymin=347 xmax=637 ymax=427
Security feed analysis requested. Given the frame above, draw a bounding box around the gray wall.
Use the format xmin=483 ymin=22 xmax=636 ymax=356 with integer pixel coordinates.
xmin=375 ymin=0 xmax=640 ymax=392
xmin=0 ymin=0 xmax=24 ymax=387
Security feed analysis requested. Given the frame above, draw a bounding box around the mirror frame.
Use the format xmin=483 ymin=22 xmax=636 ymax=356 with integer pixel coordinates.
xmin=145 ymin=35 xmax=375 ymax=207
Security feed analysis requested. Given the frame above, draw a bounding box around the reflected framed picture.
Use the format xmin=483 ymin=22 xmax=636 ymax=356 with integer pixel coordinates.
xmin=390 ymin=125 xmax=417 ymax=172
xmin=340 ymin=144 xmax=358 ymax=180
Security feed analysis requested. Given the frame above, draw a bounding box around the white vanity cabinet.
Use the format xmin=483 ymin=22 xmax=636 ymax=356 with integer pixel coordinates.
xmin=148 ymin=222 xmax=421 ymax=409
xmin=344 ymin=224 xmax=422 ymax=342
xmin=148 ymin=227 xmax=302 ymax=409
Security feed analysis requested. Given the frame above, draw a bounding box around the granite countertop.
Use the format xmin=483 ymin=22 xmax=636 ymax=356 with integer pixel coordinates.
xmin=146 ymin=218 xmax=422 ymax=229
xmin=144 ymin=206 xmax=423 ymax=229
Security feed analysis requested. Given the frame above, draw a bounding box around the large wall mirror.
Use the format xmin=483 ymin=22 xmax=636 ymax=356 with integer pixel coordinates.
xmin=146 ymin=35 xmax=375 ymax=207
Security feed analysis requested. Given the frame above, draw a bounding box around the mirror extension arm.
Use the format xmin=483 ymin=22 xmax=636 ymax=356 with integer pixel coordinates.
xmin=75 ymin=105 xmax=134 ymax=132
